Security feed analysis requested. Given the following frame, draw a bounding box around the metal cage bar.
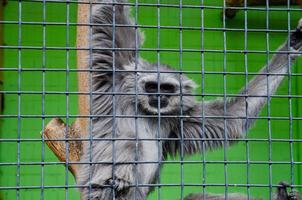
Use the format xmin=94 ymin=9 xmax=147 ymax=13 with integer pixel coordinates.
xmin=0 ymin=0 xmax=301 ymax=200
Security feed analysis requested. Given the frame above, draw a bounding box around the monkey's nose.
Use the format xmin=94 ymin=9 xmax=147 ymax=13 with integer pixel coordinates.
xmin=149 ymin=97 xmax=168 ymax=108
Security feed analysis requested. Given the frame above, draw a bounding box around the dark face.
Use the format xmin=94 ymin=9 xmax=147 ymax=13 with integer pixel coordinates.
xmin=144 ymin=81 xmax=176 ymax=109
xmin=136 ymin=64 xmax=196 ymax=115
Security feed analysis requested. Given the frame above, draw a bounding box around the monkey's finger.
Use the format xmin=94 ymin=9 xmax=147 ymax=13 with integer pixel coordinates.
xmin=290 ymin=18 xmax=302 ymax=50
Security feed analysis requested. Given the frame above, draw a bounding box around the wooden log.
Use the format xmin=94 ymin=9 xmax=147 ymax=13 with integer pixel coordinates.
xmin=42 ymin=118 xmax=82 ymax=177
xmin=76 ymin=2 xmax=90 ymax=136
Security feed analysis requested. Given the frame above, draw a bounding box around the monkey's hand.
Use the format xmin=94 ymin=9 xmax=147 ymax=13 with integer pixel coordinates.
xmin=106 ymin=176 xmax=131 ymax=192
xmin=276 ymin=182 xmax=301 ymax=200
xmin=289 ymin=18 xmax=302 ymax=55
xmin=88 ymin=164 xmax=134 ymax=200
xmin=288 ymin=191 xmax=302 ymax=200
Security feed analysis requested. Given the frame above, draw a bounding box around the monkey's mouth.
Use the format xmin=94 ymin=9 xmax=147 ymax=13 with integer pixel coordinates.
xmin=138 ymin=97 xmax=172 ymax=115
xmin=148 ymin=97 xmax=168 ymax=109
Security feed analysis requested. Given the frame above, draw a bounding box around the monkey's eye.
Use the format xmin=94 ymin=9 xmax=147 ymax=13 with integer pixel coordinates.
xmin=160 ymin=83 xmax=175 ymax=93
xmin=145 ymin=82 xmax=158 ymax=93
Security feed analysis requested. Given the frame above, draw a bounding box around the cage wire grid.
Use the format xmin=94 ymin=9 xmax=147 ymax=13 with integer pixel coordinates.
xmin=0 ymin=0 xmax=302 ymax=200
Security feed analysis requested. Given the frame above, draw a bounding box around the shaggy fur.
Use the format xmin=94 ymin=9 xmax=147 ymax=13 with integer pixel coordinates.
xmin=184 ymin=182 xmax=301 ymax=200
xmin=77 ymin=0 xmax=302 ymax=199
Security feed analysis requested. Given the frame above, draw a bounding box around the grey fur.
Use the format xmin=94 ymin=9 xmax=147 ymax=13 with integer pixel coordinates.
xmin=184 ymin=182 xmax=301 ymax=200
xmin=275 ymin=182 xmax=301 ymax=200
xmin=184 ymin=193 xmax=259 ymax=200
xmin=76 ymin=1 xmax=302 ymax=199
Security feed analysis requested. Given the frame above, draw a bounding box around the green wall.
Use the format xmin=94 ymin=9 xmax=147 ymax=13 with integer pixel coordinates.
xmin=1 ymin=0 xmax=301 ymax=199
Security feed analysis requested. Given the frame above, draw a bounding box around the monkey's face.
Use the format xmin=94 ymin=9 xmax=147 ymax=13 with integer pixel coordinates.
xmin=137 ymin=70 xmax=196 ymax=115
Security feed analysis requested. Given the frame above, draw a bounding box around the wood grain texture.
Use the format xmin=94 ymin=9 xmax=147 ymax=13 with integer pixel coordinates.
xmin=76 ymin=2 xmax=90 ymax=136
xmin=43 ymin=118 xmax=83 ymax=177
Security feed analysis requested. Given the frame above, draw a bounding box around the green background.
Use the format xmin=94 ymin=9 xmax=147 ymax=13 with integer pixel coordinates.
xmin=1 ymin=0 xmax=301 ymax=199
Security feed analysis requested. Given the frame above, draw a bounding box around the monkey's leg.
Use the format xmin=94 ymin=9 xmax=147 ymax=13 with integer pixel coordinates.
xmin=79 ymin=138 xmax=153 ymax=200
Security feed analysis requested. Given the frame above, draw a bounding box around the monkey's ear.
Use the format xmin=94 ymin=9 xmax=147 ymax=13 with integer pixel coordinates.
xmin=183 ymin=79 xmax=197 ymax=91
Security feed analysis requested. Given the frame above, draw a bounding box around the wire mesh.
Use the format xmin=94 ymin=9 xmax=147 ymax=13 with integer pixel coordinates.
xmin=0 ymin=0 xmax=302 ymax=200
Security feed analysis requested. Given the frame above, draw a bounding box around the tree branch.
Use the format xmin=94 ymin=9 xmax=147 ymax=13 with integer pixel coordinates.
xmin=43 ymin=118 xmax=83 ymax=177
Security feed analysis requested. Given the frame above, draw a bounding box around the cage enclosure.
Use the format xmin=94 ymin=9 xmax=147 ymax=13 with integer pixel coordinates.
xmin=0 ymin=0 xmax=301 ymax=200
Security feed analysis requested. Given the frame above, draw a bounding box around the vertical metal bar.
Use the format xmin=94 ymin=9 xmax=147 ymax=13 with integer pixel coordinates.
xmin=16 ymin=0 xmax=22 ymax=199
xmin=65 ymin=0 xmax=71 ymax=199
xmin=179 ymin=1 xmax=184 ymax=199
xmin=222 ymin=0 xmax=229 ymax=198
xmin=243 ymin=0 xmax=251 ymax=199
xmin=265 ymin=0 xmax=273 ymax=198
xmin=88 ymin=0 xmax=94 ymax=197
xmin=156 ymin=0 xmax=162 ymax=199
xmin=111 ymin=0 xmax=117 ymax=198
xmin=40 ymin=0 xmax=47 ymax=199
xmin=134 ymin=0 xmax=139 ymax=198
xmin=200 ymin=0 xmax=206 ymax=198
xmin=286 ymin=0 xmax=294 ymax=191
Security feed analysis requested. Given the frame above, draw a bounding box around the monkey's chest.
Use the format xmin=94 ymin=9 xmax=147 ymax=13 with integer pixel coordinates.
xmin=137 ymin=122 xmax=164 ymax=184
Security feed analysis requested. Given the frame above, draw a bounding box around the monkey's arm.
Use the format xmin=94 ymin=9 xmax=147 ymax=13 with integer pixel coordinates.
xmin=91 ymin=0 xmax=142 ymax=76
xmin=91 ymin=1 xmax=143 ymax=116
xmin=184 ymin=181 xmax=301 ymax=200
xmin=78 ymin=3 xmax=147 ymax=200
xmin=167 ymin=19 xmax=302 ymax=155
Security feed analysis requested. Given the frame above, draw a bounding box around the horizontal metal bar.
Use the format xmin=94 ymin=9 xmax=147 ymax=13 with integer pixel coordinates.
xmin=1 ymin=90 xmax=302 ymax=99
xmin=1 ymin=68 xmax=302 ymax=77
xmin=0 ymin=20 xmax=298 ymax=34
xmin=0 ymin=183 xmax=301 ymax=191
xmin=1 ymin=137 xmax=302 ymax=143
xmin=1 ymin=45 xmax=301 ymax=55
xmin=0 ymin=160 xmax=301 ymax=167
xmin=1 ymin=114 xmax=302 ymax=120
xmin=4 ymin=0 xmax=302 ymax=12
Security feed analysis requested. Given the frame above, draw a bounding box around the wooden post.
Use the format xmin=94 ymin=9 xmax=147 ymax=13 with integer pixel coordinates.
xmin=76 ymin=3 xmax=90 ymax=137
xmin=42 ymin=2 xmax=91 ymax=179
